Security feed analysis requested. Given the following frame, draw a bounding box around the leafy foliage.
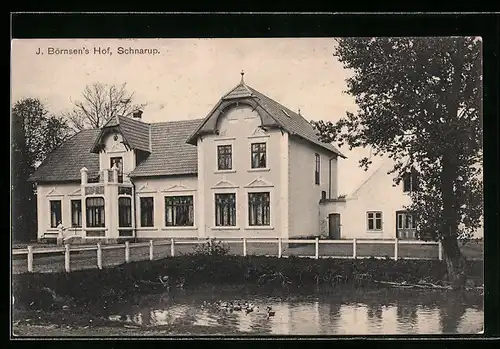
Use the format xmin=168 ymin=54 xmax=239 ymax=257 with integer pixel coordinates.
xmin=311 ymin=38 xmax=483 ymax=285
xmin=63 ymin=82 xmax=147 ymax=130
xmin=12 ymin=98 xmax=73 ymax=241
xmin=191 ymin=238 xmax=231 ymax=256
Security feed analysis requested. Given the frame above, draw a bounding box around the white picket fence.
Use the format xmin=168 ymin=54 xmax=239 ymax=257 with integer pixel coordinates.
xmin=12 ymin=237 xmax=443 ymax=274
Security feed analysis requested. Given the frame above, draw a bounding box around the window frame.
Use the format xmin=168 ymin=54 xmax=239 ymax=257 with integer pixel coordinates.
xmin=164 ymin=195 xmax=194 ymax=227
xmin=49 ymin=200 xmax=62 ymax=228
xmin=215 ymin=193 xmax=237 ymax=227
xmin=110 ymin=156 xmax=124 ymax=183
xmin=217 ymin=144 xmax=233 ymax=171
xmin=402 ymin=170 xmax=419 ymax=193
xmin=251 ymin=142 xmax=267 ymax=169
xmin=86 ymin=196 xmax=105 ymax=228
xmin=367 ymin=211 xmax=383 ymax=232
xmin=315 ymin=153 xmax=320 ymax=185
xmin=70 ymin=199 xmax=82 ymax=228
xmin=139 ymin=196 xmax=154 ymax=227
xmin=118 ymin=196 xmax=132 ymax=228
xmin=248 ymin=192 xmax=271 ymax=226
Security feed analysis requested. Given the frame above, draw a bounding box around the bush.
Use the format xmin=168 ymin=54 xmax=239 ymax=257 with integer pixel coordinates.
xmin=191 ymin=238 xmax=230 ymax=256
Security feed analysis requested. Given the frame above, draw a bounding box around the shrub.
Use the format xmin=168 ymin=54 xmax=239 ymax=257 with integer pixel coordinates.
xmin=191 ymin=238 xmax=230 ymax=256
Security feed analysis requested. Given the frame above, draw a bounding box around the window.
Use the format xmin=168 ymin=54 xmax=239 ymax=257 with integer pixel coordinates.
xmin=50 ymin=200 xmax=62 ymax=228
xmin=110 ymin=157 xmax=123 ymax=183
xmin=215 ymin=193 xmax=236 ymax=226
xmin=71 ymin=200 xmax=82 ymax=228
xmin=165 ymin=196 xmax=194 ymax=226
xmin=118 ymin=197 xmax=132 ymax=228
xmin=398 ymin=212 xmax=417 ymax=229
xmin=367 ymin=211 xmax=383 ymax=231
xmin=248 ymin=192 xmax=270 ymax=226
xmin=251 ymin=142 xmax=267 ymax=168
xmin=315 ymin=153 xmax=320 ymax=185
xmin=403 ymin=170 xmax=418 ymax=193
xmin=140 ymin=197 xmax=154 ymax=227
xmin=86 ymin=197 xmax=105 ymax=227
xmin=217 ymin=145 xmax=232 ymax=170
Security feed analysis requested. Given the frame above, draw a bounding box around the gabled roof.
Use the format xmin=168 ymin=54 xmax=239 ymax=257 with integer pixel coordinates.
xmin=129 ymin=119 xmax=201 ymax=177
xmin=90 ymin=115 xmax=151 ymax=153
xmin=28 ymin=129 xmax=101 ymax=182
xmin=187 ymin=79 xmax=346 ymax=158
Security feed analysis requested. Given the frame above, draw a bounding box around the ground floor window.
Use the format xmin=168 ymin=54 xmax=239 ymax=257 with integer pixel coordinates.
xmin=118 ymin=197 xmax=132 ymax=227
xmin=86 ymin=197 xmax=105 ymax=227
xmin=50 ymin=200 xmax=62 ymax=228
xmin=397 ymin=211 xmax=417 ymax=239
xmin=71 ymin=200 xmax=82 ymax=227
xmin=248 ymin=192 xmax=270 ymax=226
xmin=367 ymin=211 xmax=382 ymax=231
xmin=165 ymin=196 xmax=194 ymax=226
xmin=215 ymin=193 xmax=236 ymax=226
xmin=140 ymin=197 xmax=154 ymax=227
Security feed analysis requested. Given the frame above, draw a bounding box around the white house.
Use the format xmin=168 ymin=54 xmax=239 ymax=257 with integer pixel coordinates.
xmin=29 ymin=74 xmax=346 ymax=243
xmin=319 ymin=158 xmax=484 ymax=240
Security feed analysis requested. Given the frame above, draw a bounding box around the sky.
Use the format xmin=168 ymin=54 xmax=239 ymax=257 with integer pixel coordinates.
xmin=11 ymin=38 xmax=385 ymax=194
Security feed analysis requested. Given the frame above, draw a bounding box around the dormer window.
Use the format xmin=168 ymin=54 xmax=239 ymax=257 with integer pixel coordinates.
xmin=111 ymin=157 xmax=123 ymax=183
xmin=403 ymin=169 xmax=418 ymax=193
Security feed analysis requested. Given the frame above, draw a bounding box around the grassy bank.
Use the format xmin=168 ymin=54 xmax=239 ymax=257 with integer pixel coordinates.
xmin=12 ymin=254 xmax=483 ymax=312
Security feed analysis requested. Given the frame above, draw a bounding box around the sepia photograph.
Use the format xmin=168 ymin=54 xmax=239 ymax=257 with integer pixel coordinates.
xmin=11 ymin=36 xmax=484 ymax=337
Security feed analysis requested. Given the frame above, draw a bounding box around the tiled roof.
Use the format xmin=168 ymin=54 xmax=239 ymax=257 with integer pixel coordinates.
xmin=188 ymin=82 xmax=346 ymax=158
xmin=91 ymin=115 xmax=151 ymax=153
xmin=129 ymin=119 xmax=201 ymax=177
xmin=28 ymin=129 xmax=101 ymax=182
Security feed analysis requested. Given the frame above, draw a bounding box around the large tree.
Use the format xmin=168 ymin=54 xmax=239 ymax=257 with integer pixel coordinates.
xmin=64 ymin=82 xmax=147 ymax=130
xmin=312 ymin=37 xmax=483 ymax=289
xmin=11 ymin=98 xmax=72 ymax=242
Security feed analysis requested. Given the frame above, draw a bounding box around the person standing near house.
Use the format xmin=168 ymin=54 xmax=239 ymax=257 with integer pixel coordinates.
xmin=56 ymin=221 xmax=66 ymax=245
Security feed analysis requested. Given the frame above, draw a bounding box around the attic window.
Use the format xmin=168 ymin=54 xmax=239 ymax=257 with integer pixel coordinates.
xmin=281 ymin=109 xmax=290 ymax=117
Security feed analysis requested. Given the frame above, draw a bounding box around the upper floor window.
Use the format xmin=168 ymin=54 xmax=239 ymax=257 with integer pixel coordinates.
xmin=402 ymin=170 xmax=418 ymax=193
xmin=251 ymin=142 xmax=267 ymax=168
xmin=217 ymin=145 xmax=232 ymax=170
xmin=50 ymin=200 xmax=62 ymax=228
xmin=315 ymin=153 xmax=320 ymax=185
xmin=215 ymin=193 xmax=236 ymax=226
xmin=110 ymin=157 xmax=123 ymax=183
xmin=367 ymin=211 xmax=383 ymax=231
xmin=140 ymin=197 xmax=154 ymax=227
xmin=86 ymin=197 xmax=105 ymax=228
xmin=71 ymin=200 xmax=82 ymax=228
xmin=248 ymin=192 xmax=270 ymax=226
xmin=165 ymin=196 xmax=194 ymax=227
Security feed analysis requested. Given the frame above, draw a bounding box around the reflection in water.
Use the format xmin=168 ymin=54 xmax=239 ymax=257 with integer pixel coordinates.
xmin=106 ymin=290 xmax=483 ymax=335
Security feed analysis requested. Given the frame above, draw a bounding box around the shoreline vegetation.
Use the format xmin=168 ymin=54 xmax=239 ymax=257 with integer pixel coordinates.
xmin=13 ymin=253 xmax=483 ymax=312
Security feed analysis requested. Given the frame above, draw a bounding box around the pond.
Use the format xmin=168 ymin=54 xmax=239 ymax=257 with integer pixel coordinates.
xmin=100 ymin=286 xmax=483 ymax=335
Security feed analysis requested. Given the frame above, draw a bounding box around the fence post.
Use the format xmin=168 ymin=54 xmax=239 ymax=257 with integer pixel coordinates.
xmin=149 ymin=240 xmax=154 ymax=261
xmin=27 ymin=246 xmax=33 ymax=273
xmin=438 ymin=241 xmax=443 ymax=261
xmin=315 ymin=237 xmax=319 ymax=259
xmin=352 ymin=238 xmax=357 ymax=259
xmin=64 ymin=244 xmax=71 ymax=272
xmin=243 ymin=237 xmax=247 ymax=257
xmin=171 ymin=238 xmax=175 ymax=257
xmin=278 ymin=238 xmax=282 ymax=258
xmin=394 ymin=238 xmax=399 ymax=261
xmin=125 ymin=241 xmax=130 ymax=263
xmin=97 ymin=243 xmax=103 ymax=269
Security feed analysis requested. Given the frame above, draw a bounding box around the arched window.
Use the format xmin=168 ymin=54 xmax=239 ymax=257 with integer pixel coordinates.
xmin=86 ymin=197 xmax=105 ymax=227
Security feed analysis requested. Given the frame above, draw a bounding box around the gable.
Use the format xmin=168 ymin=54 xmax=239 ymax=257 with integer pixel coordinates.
xmin=211 ymin=179 xmax=239 ymax=189
xmin=136 ymin=183 xmax=157 ymax=194
xmin=244 ymin=177 xmax=274 ymax=188
xmin=46 ymin=187 xmax=64 ymax=197
xmin=162 ymin=184 xmax=195 ymax=193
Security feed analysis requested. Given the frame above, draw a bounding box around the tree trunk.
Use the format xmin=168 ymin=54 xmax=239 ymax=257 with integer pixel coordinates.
xmin=441 ymin=236 xmax=467 ymax=290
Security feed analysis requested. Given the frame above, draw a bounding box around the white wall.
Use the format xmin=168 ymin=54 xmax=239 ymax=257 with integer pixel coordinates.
xmin=288 ymin=136 xmax=337 ymax=237
xmin=198 ymin=104 xmax=284 ymax=238
xmin=133 ymin=176 xmax=199 ymax=238
xmin=36 ymin=182 xmax=83 ymax=239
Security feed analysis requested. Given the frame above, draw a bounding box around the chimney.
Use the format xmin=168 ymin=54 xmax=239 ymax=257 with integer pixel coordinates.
xmin=132 ymin=110 xmax=143 ymax=120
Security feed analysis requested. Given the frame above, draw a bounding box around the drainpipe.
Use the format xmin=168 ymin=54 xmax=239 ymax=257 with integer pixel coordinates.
xmin=328 ymin=157 xmax=335 ymax=200
xmin=129 ymin=177 xmax=137 ymax=241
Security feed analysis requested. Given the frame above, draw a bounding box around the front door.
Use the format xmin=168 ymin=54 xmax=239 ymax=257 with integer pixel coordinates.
xmin=328 ymin=213 xmax=341 ymax=240
xmin=396 ymin=210 xmax=417 ymax=240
